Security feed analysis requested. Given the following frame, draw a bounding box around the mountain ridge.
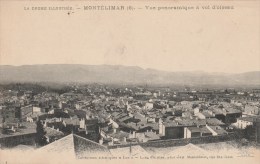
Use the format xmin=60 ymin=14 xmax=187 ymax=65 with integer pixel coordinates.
xmin=0 ymin=64 xmax=259 ymax=86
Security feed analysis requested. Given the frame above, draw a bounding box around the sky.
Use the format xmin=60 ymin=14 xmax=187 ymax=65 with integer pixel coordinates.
xmin=0 ymin=1 xmax=260 ymax=73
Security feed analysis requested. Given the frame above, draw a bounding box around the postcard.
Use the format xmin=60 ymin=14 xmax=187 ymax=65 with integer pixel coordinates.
xmin=0 ymin=0 xmax=259 ymax=164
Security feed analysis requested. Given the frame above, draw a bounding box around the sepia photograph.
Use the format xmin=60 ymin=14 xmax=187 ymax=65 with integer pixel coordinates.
xmin=0 ymin=0 xmax=260 ymax=163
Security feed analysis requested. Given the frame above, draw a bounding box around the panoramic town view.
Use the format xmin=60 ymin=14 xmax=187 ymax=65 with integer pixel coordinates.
xmin=0 ymin=65 xmax=260 ymax=159
xmin=1 ymin=0 xmax=260 ymax=162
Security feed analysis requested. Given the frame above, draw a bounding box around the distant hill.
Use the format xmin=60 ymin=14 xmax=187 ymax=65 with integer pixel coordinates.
xmin=0 ymin=64 xmax=259 ymax=86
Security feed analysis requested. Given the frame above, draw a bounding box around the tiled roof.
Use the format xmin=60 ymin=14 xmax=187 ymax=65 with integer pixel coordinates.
xmin=40 ymin=134 xmax=111 ymax=158
xmin=237 ymin=116 xmax=260 ymax=122
xmin=163 ymin=121 xmax=179 ymax=127
xmin=109 ymin=145 xmax=150 ymax=157
xmin=0 ymin=122 xmax=37 ymax=138
xmin=206 ymin=118 xmax=225 ymax=126
xmin=208 ymin=126 xmax=227 ymax=135
xmin=45 ymin=127 xmax=64 ymax=138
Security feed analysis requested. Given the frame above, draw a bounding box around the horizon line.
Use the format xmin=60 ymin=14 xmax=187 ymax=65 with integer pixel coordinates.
xmin=0 ymin=63 xmax=259 ymax=74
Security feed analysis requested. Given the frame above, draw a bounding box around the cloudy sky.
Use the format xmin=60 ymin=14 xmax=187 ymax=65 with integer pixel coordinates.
xmin=1 ymin=1 xmax=259 ymax=73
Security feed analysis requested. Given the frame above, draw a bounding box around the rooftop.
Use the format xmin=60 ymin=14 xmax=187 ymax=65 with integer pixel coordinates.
xmin=0 ymin=122 xmax=36 ymax=138
xmin=237 ymin=116 xmax=260 ymax=122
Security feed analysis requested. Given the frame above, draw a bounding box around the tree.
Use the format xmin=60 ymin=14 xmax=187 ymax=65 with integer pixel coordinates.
xmin=244 ymin=125 xmax=256 ymax=142
xmin=35 ymin=120 xmax=47 ymax=147
xmin=1 ymin=109 xmax=6 ymax=134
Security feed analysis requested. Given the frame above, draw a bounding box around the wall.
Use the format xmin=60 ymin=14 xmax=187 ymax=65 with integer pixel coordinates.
xmin=108 ymin=133 xmax=236 ymax=149
xmin=164 ymin=126 xmax=184 ymax=139
xmin=0 ymin=133 xmax=36 ymax=148
xmin=33 ymin=106 xmax=41 ymax=113
xmin=141 ymin=133 xmax=235 ymax=148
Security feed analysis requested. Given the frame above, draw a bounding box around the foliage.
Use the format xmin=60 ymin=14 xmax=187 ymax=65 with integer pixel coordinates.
xmin=35 ymin=120 xmax=47 ymax=147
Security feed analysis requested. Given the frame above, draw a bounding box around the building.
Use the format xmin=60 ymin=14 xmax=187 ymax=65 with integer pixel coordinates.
xmin=184 ymin=126 xmax=212 ymax=138
xmin=206 ymin=125 xmax=228 ymax=136
xmin=39 ymin=134 xmax=111 ymax=158
xmin=159 ymin=121 xmax=185 ymax=139
xmin=0 ymin=122 xmax=37 ymax=148
xmin=210 ymin=107 xmax=242 ymax=124
xmin=236 ymin=116 xmax=259 ymax=129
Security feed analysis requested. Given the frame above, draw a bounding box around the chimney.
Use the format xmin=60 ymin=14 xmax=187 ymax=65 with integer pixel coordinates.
xmin=44 ymin=121 xmax=47 ymax=127
xmin=99 ymin=138 xmax=103 ymax=145
xmin=99 ymin=126 xmax=101 ymax=133
xmin=111 ymin=137 xmax=114 ymax=145
xmin=133 ymin=131 xmax=136 ymax=138
xmin=123 ymin=137 xmax=127 ymax=142
xmin=113 ymin=128 xmax=117 ymax=133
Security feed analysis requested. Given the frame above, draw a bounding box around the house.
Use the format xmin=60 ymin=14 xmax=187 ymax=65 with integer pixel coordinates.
xmin=44 ymin=120 xmax=64 ymax=131
xmin=44 ymin=126 xmax=65 ymax=143
xmin=75 ymin=101 xmax=85 ymax=110
xmin=100 ymin=128 xmax=130 ymax=145
xmin=244 ymin=105 xmax=259 ymax=116
xmin=182 ymin=111 xmax=193 ymax=118
xmin=0 ymin=122 xmax=37 ymax=148
xmin=206 ymin=125 xmax=228 ymax=136
xmin=0 ymin=105 xmax=21 ymax=123
xmin=47 ymin=108 xmax=70 ymax=118
xmin=32 ymin=106 xmax=42 ymax=113
xmin=135 ymin=130 xmax=160 ymax=142
xmin=79 ymin=118 xmax=99 ymax=135
xmin=61 ymin=117 xmax=80 ymax=134
xmin=21 ymin=105 xmax=33 ymax=120
xmin=205 ymin=118 xmax=225 ymax=127
xmin=24 ymin=91 xmax=33 ymax=99
xmin=108 ymin=118 xmax=119 ymax=129
xmin=184 ymin=126 xmax=212 ymax=138
xmin=58 ymin=101 xmax=69 ymax=109
xmin=144 ymin=102 xmax=153 ymax=110
xmin=210 ymin=107 xmax=242 ymax=124
xmin=195 ymin=110 xmax=214 ymax=119
xmin=119 ymin=112 xmax=159 ymax=133
xmin=236 ymin=116 xmax=259 ymax=129
xmin=159 ymin=121 xmax=184 ymax=139
xmin=26 ymin=112 xmax=45 ymax=123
